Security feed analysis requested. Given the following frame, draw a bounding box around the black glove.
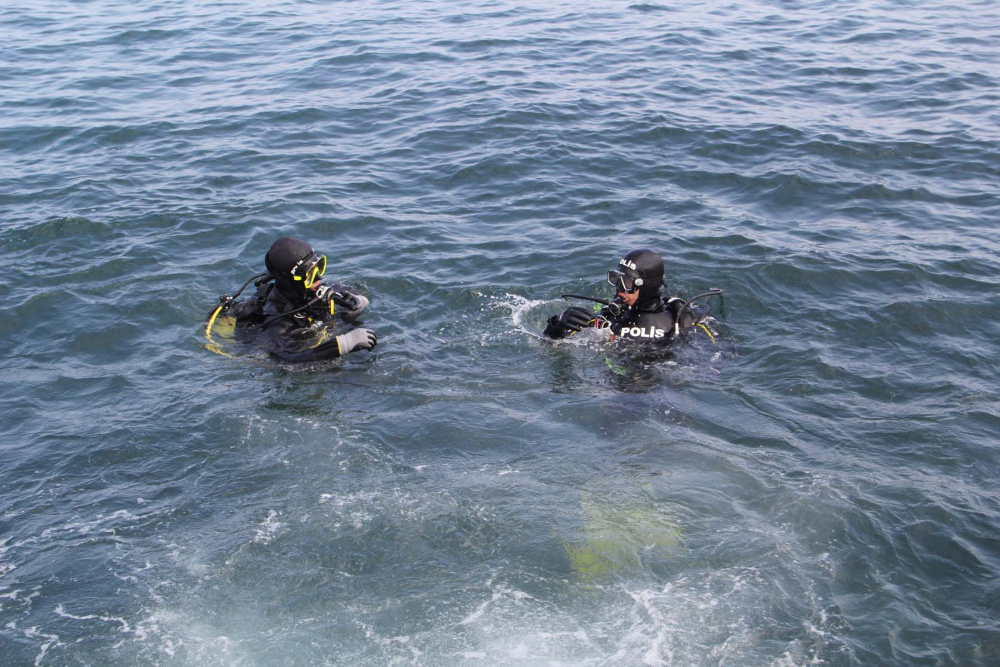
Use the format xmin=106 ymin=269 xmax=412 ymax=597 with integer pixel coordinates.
xmin=337 ymin=292 xmax=369 ymax=323
xmin=554 ymin=306 xmax=594 ymax=333
xmin=336 ymin=327 xmax=377 ymax=354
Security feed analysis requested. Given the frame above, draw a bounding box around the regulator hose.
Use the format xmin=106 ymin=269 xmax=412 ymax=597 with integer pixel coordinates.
xmin=673 ymin=288 xmax=724 ymax=336
xmin=561 ymin=294 xmax=610 ymax=306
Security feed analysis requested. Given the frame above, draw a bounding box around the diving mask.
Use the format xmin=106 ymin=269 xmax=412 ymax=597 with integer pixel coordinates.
xmin=607 ymin=269 xmax=642 ymax=294
xmin=291 ymin=253 xmax=327 ymax=289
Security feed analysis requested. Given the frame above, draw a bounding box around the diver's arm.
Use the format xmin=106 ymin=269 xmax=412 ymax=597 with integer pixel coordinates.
xmin=543 ymin=306 xmax=594 ymax=339
xmin=543 ymin=315 xmax=568 ymax=339
xmin=272 ymin=328 xmax=378 ymax=362
xmin=263 ymin=318 xmax=377 ymax=362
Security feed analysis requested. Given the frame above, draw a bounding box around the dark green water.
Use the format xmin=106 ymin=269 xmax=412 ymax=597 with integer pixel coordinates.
xmin=2 ymin=1 xmax=999 ymax=665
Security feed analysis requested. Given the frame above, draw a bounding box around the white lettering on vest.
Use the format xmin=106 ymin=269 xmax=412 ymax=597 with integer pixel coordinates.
xmin=619 ymin=326 xmax=666 ymax=339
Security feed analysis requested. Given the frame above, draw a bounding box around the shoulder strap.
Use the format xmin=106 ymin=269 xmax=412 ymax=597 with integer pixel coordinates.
xmin=233 ymin=281 xmax=274 ymax=325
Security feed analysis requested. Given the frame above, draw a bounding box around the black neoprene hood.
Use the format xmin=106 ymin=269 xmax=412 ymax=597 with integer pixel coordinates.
xmin=619 ymin=248 xmax=664 ymax=308
xmin=265 ymin=237 xmax=314 ymax=274
xmin=265 ymin=236 xmax=316 ymax=302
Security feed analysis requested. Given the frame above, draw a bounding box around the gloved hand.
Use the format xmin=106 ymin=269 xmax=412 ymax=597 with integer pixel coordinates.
xmin=554 ymin=306 xmax=594 ymax=333
xmin=336 ymin=327 xmax=377 ymax=354
xmin=337 ymin=292 xmax=369 ymax=322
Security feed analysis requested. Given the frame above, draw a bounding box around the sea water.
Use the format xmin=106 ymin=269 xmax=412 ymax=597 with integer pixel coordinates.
xmin=1 ymin=1 xmax=998 ymax=665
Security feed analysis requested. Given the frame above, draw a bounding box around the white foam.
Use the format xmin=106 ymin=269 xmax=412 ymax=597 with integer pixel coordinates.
xmin=0 ymin=536 xmax=15 ymax=578
xmin=439 ymin=563 xmax=842 ymax=667
xmin=23 ymin=627 xmax=64 ymax=666
xmin=252 ymin=510 xmax=282 ymax=544
xmin=459 ymin=584 xmax=535 ymax=625
xmin=55 ymin=604 xmax=132 ymax=633
xmin=37 ymin=509 xmax=142 ymax=543
xmin=317 ymin=486 xmax=437 ymax=529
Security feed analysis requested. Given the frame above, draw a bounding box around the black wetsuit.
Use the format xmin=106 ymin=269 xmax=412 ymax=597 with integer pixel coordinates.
xmin=544 ymin=294 xmax=695 ymax=344
xmin=259 ymin=283 xmax=355 ymax=362
xmin=211 ymin=236 xmax=376 ymax=363
xmin=228 ymin=280 xmax=361 ymax=362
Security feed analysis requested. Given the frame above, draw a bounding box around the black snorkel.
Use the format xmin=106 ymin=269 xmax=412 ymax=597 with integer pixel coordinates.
xmin=561 ymin=293 xmax=608 ymax=305
xmin=562 ymin=294 xmax=628 ymax=317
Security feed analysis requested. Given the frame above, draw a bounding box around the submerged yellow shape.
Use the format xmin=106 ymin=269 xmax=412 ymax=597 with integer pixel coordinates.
xmin=205 ymin=307 xmax=238 ymax=358
xmin=565 ymin=493 xmax=683 ymax=580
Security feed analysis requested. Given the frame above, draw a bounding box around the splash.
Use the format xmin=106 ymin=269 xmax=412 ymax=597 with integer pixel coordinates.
xmin=478 ymin=291 xmax=614 ymax=348
xmin=252 ymin=510 xmax=283 ymax=544
xmin=476 ymin=291 xmax=554 ymax=340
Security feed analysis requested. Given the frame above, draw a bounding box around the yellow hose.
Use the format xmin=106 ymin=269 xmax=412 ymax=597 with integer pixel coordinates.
xmin=205 ymin=305 xmax=238 ymax=359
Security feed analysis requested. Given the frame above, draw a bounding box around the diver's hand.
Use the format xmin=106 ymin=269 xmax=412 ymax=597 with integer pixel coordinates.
xmin=336 ymin=327 xmax=377 ymax=354
xmin=337 ymin=292 xmax=369 ymax=322
xmin=555 ymin=306 xmax=594 ymax=333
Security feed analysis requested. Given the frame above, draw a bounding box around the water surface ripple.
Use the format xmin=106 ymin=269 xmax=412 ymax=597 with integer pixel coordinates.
xmin=2 ymin=1 xmax=999 ymax=665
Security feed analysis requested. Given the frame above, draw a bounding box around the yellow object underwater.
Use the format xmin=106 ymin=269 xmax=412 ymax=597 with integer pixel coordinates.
xmin=205 ymin=305 xmax=238 ymax=358
xmin=564 ymin=493 xmax=683 ymax=580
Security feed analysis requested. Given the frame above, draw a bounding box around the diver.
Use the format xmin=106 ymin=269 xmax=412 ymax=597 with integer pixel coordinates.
xmin=544 ymin=248 xmax=718 ymax=344
xmin=206 ymin=236 xmax=377 ymax=362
